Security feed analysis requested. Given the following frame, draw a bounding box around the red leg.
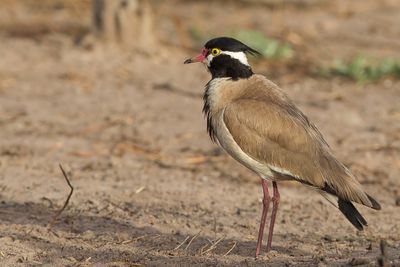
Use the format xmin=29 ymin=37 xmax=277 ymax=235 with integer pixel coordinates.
xmin=266 ymin=181 xmax=280 ymax=252
xmin=255 ymin=179 xmax=270 ymax=258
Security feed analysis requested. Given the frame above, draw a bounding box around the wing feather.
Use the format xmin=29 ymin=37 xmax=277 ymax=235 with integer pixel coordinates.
xmin=222 ymin=98 xmax=377 ymax=209
xmin=223 ymin=99 xmax=325 ymax=185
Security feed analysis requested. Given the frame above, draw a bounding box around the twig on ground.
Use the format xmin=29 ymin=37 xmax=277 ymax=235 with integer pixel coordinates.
xmin=378 ymin=239 xmax=389 ymax=267
xmin=224 ymin=241 xmax=237 ymax=256
xmin=185 ymin=231 xmax=201 ymax=250
xmin=132 ymin=235 xmax=147 ymax=242
xmin=47 ymin=229 xmax=60 ymax=238
xmin=213 ymin=215 xmax=217 ymax=240
xmin=199 ymin=243 xmax=209 ymax=254
xmin=206 ymin=238 xmax=214 ymax=245
xmin=47 ymin=164 xmax=74 ymax=229
xmin=173 ymin=235 xmax=190 ymax=250
xmin=41 ymin=197 xmax=54 ymax=208
xmin=135 ymin=186 xmax=146 ymax=194
xmin=106 ymin=200 xmax=136 ymax=215
xmin=116 ymin=235 xmax=146 ymax=245
xmin=200 ymin=236 xmax=225 ymax=255
xmin=121 ymin=239 xmax=134 ymax=245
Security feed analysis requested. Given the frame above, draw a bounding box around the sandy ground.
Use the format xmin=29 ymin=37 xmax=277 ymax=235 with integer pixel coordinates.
xmin=0 ymin=1 xmax=399 ymax=266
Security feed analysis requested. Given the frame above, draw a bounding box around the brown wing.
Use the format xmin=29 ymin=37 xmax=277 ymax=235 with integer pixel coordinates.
xmin=223 ymin=98 xmax=378 ymax=209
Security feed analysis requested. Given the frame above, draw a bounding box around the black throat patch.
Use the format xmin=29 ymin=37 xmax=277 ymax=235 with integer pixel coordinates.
xmin=208 ymin=54 xmax=253 ymax=80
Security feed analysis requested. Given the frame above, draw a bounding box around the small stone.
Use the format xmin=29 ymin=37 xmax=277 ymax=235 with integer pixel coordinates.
xmin=82 ymin=230 xmax=96 ymax=239
xmin=236 ymin=208 xmax=241 ymax=215
xmin=349 ymin=257 xmax=369 ymax=266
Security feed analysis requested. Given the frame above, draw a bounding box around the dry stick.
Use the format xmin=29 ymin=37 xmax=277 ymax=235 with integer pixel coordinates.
xmin=378 ymin=239 xmax=389 ymax=267
xmin=200 ymin=238 xmax=218 ymax=254
xmin=185 ymin=231 xmax=201 ymax=250
xmin=213 ymin=215 xmax=217 ymax=240
xmin=200 ymin=236 xmax=225 ymax=255
xmin=223 ymin=241 xmax=237 ymax=256
xmin=200 ymin=243 xmax=209 ymax=254
xmin=173 ymin=235 xmax=190 ymax=250
xmin=47 ymin=164 xmax=74 ymax=229
xmin=132 ymin=235 xmax=147 ymax=242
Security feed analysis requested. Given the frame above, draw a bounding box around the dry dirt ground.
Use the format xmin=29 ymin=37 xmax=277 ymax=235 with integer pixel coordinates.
xmin=0 ymin=1 xmax=399 ymax=266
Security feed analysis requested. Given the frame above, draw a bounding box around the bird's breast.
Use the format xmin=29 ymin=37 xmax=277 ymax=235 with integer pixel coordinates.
xmin=203 ymin=78 xmax=231 ymax=141
xmin=202 ymin=78 xmax=275 ymax=179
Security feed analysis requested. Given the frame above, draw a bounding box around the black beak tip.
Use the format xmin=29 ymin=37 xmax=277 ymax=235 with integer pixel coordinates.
xmin=184 ymin=58 xmax=192 ymax=64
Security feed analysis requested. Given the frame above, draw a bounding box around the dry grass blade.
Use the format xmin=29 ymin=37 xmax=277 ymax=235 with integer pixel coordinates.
xmin=135 ymin=186 xmax=146 ymax=194
xmin=132 ymin=235 xmax=147 ymax=242
xmin=224 ymin=241 xmax=237 ymax=256
xmin=199 ymin=243 xmax=209 ymax=254
xmin=173 ymin=235 xmax=190 ymax=250
xmin=185 ymin=231 xmax=201 ymax=250
xmin=200 ymin=236 xmax=225 ymax=255
xmin=47 ymin=164 xmax=74 ymax=229
xmin=121 ymin=239 xmax=134 ymax=245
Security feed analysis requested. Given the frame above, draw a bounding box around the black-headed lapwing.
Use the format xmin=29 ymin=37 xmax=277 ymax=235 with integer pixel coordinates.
xmin=184 ymin=37 xmax=381 ymax=257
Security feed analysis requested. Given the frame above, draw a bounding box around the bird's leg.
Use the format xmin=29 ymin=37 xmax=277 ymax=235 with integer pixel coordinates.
xmin=255 ymin=179 xmax=270 ymax=258
xmin=266 ymin=181 xmax=280 ymax=252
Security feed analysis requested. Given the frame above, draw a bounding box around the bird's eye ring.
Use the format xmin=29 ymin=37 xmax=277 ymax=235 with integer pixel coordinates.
xmin=211 ymin=48 xmax=221 ymax=56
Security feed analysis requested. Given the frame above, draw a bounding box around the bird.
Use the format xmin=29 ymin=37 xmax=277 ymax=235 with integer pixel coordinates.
xmin=184 ymin=37 xmax=381 ymax=257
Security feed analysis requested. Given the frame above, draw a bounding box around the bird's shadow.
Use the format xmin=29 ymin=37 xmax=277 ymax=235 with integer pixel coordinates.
xmin=0 ymin=199 xmax=316 ymax=265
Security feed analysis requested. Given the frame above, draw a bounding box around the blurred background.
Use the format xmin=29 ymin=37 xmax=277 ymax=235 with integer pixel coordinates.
xmin=0 ymin=0 xmax=399 ymax=266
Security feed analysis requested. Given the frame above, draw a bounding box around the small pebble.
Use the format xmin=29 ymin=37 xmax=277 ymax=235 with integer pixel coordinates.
xmin=349 ymin=257 xmax=369 ymax=266
xmin=323 ymin=235 xmax=333 ymax=242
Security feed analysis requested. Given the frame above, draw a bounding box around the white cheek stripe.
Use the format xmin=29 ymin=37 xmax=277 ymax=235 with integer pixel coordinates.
xmin=206 ymin=54 xmax=213 ymax=66
xmin=220 ymin=51 xmax=249 ymax=66
xmin=205 ymin=51 xmax=249 ymax=66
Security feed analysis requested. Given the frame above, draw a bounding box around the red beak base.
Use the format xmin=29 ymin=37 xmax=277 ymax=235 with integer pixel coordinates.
xmin=184 ymin=48 xmax=208 ymax=64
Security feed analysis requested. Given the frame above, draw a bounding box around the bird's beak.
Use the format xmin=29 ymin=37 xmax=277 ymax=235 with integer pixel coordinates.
xmin=184 ymin=48 xmax=208 ymax=64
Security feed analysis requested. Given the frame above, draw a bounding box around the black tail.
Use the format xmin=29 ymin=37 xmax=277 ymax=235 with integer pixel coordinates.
xmin=338 ymin=199 xmax=368 ymax=230
xmin=367 ymin=194 xmax=381 ymax=210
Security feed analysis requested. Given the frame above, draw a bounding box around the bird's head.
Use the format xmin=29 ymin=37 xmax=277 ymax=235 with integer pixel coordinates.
xmin=184 ymin=37 xmax=261 ymax=80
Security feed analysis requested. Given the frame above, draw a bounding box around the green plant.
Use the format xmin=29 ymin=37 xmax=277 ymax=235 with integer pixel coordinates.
xmin=228 ymin=30 xmax=294 ymax=59
xmin=320 ymin=56 xmax=400 ymax=83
